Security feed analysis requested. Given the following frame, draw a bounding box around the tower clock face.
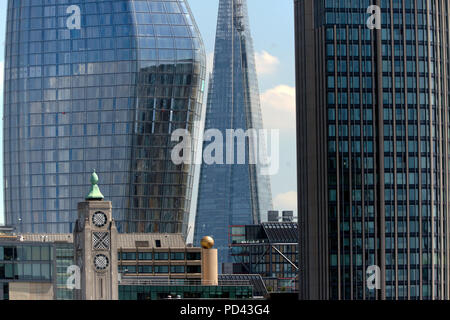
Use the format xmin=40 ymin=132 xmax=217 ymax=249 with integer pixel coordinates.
xmin=92 ymin=211 xmax=107 ymax=227
xmin=94 ymin=254 xmax=109 ymax=271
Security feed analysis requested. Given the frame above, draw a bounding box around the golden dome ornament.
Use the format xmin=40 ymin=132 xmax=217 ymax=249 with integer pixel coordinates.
xmin=201 ymin=236 xmax=214 ymax=249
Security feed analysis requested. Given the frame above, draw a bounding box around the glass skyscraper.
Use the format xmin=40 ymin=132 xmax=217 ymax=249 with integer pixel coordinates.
xmin=194 ymin=0 xmax=273 ymax=268
xmin=296 ymin=0 xmax=450 ymax=300
xmin=3 ymin=0 xmax=206 ymax=234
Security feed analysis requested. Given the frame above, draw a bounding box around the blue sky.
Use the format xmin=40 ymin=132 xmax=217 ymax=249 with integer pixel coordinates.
xmin=0 ymin=0 xmax=296 ymax=226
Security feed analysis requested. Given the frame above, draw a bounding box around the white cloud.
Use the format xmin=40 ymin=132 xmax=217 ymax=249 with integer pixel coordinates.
xmin=273 ymin=191 xmax=297 ymax=212
xmin=260 ymin=85 xmax=296 ymax=130
xmin=206 ymin=52 xmax=214 ymax=77
xmin=255 ymin=50 xmax=280 ymax=76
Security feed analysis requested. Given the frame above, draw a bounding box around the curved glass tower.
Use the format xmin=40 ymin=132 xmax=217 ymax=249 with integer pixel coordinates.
xmin=297 ymin=0 xmax=450 ymax=300
xmin=3 ymin=0 xmax=206 ymax=234
xmin=194 ymin=0 xmax=273 ymax=268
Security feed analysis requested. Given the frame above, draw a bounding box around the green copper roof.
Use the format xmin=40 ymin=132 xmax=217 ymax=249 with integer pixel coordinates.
xmin=86 ymin=170 xmax=104 ymax=201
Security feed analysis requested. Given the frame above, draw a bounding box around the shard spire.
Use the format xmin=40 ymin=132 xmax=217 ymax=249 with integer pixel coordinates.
xmin=194 ymin=0 xmax=273 ymax=269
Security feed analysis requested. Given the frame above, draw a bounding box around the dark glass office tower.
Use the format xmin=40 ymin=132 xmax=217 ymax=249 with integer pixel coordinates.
xmin=194 ymin=0 xmax=273 ymax=268
xmin=296 ymin=0 xmax=450 ymax=300
xmin=3 ymin=0 xmax=206 ymax=234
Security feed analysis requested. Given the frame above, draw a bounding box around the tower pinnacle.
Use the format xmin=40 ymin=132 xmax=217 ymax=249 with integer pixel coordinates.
xmin=86 ymin=170 xmax=104 ymax=201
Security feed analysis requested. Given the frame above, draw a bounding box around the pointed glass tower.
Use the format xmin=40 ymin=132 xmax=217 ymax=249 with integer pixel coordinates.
xmin=194 ymin=0 xmax=273 ymax=268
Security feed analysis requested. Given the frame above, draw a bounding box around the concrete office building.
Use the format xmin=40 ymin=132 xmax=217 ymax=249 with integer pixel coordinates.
xmin=0 ymin=231 xmax=208 ymax=300
xmin=0 ymin=174 xmax=254 ymax=300
xmin=296 ymin=0 xmax=450 ymax=299
xmin=0 ymin=232 xmax=74 ymax=300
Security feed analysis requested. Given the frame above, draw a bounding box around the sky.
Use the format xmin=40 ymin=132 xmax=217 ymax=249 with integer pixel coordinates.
xmin=0 ymin=0 xmax=297 ymax=227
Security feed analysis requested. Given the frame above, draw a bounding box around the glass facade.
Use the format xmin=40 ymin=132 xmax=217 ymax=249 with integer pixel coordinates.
xmin=118 ymin=248 xmax=201 ymax=276
xmin=322 ymin=0 xmax=378 ymax=300
xmin=119 ymin=283 xmax=253 ymax=300
xmin=194 ymin=0 xmax=273 ymax=269
xmin=0 ymin=241 xmax=75 ymax=300
xmin=4 ymin=0 xmax=206 ymax=234
xmin=0 ymin=244 xmax=53 ymax=281
xmin=54 ymin=244 xmax=74 ymax=300
xmin=296 ymin=0 xmax=450 ymax=300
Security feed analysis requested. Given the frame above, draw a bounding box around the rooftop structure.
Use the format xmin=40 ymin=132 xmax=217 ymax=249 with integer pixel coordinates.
xmin=229 ymin=223 xmax=299 ymax=293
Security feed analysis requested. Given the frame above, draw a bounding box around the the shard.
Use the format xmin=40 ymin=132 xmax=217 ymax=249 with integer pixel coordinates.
xmin=194 ymin=0 xmax=273 ymax=269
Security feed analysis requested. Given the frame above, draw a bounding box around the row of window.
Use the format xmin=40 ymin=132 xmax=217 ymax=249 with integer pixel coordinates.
xmin=119 ymin=265 xmax=200 ymax=274
xmin=3 ymin=221 xmax=183 ymax=234
xmin=8 ymin=24 xmax=195 ymax=42
xmin=119 ymin=251 xmax=200 ymax=261
xmin=8 ymin=49 xmax=197 ymax=68
xmin=5 ymin=61 xmax=201 ymax=80
xmin=325 ymin=10 xmax=434 ymax=27
xmin=10 ymin=12 xmax=194 ymax=30
xmin=0 ymin=246 xmax=53 ymax=261
xmin=0 ymin=263 xmax=52 ymax=280
xmin=119 ymin=285 xmax=252 ymax=300
xmin=9 ymin=37 xmax=197 ymax=53
xmin=4 ymin=212 xmax=186 ymax=225
xmin=325 ymin=0 xmax=432 ymax=10
xmin=9 ymin=1 xmax=189 ymax=16
xmin=6 ymin=87 xmax=195 ymax=102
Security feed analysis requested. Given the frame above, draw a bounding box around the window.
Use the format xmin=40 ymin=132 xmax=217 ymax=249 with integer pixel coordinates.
xmin=138 ymin=265 xmax=152 ymax=273
xmin=41 ymin=263 xmax=51 ymax=280
xmin=120 ymin=265 xmax=136 ymax=274
xmin=170 ymin=266 xmax=185 ymax=273
xmin=3 ymin=247 xmax=15 ymax=261
xmin=32 ymin=247 xmax=41 ymax=261
xmin=41 ymin=247 xmax=50 ymax=260
xmin=154 ymin=252 xmax=168 ymax=260
xmin=120 ymin=252 xmax=136 ymax=261
xmin=138 ymin=252 xmax=152 ymax=260
xmin=327 ymin=44 xmax=334 ymax=56
xmin=32 ymin=264 xmax=41 ymax=279
xmin=170 ymin=252 xmax=185 ymax=260
xmin=154 ymin=266 xmax=169 ymax=273
xmin=186 ymin=252 xmax=201 ymax=260
xmin=187 ymin=265 xmax=201 ymax=273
